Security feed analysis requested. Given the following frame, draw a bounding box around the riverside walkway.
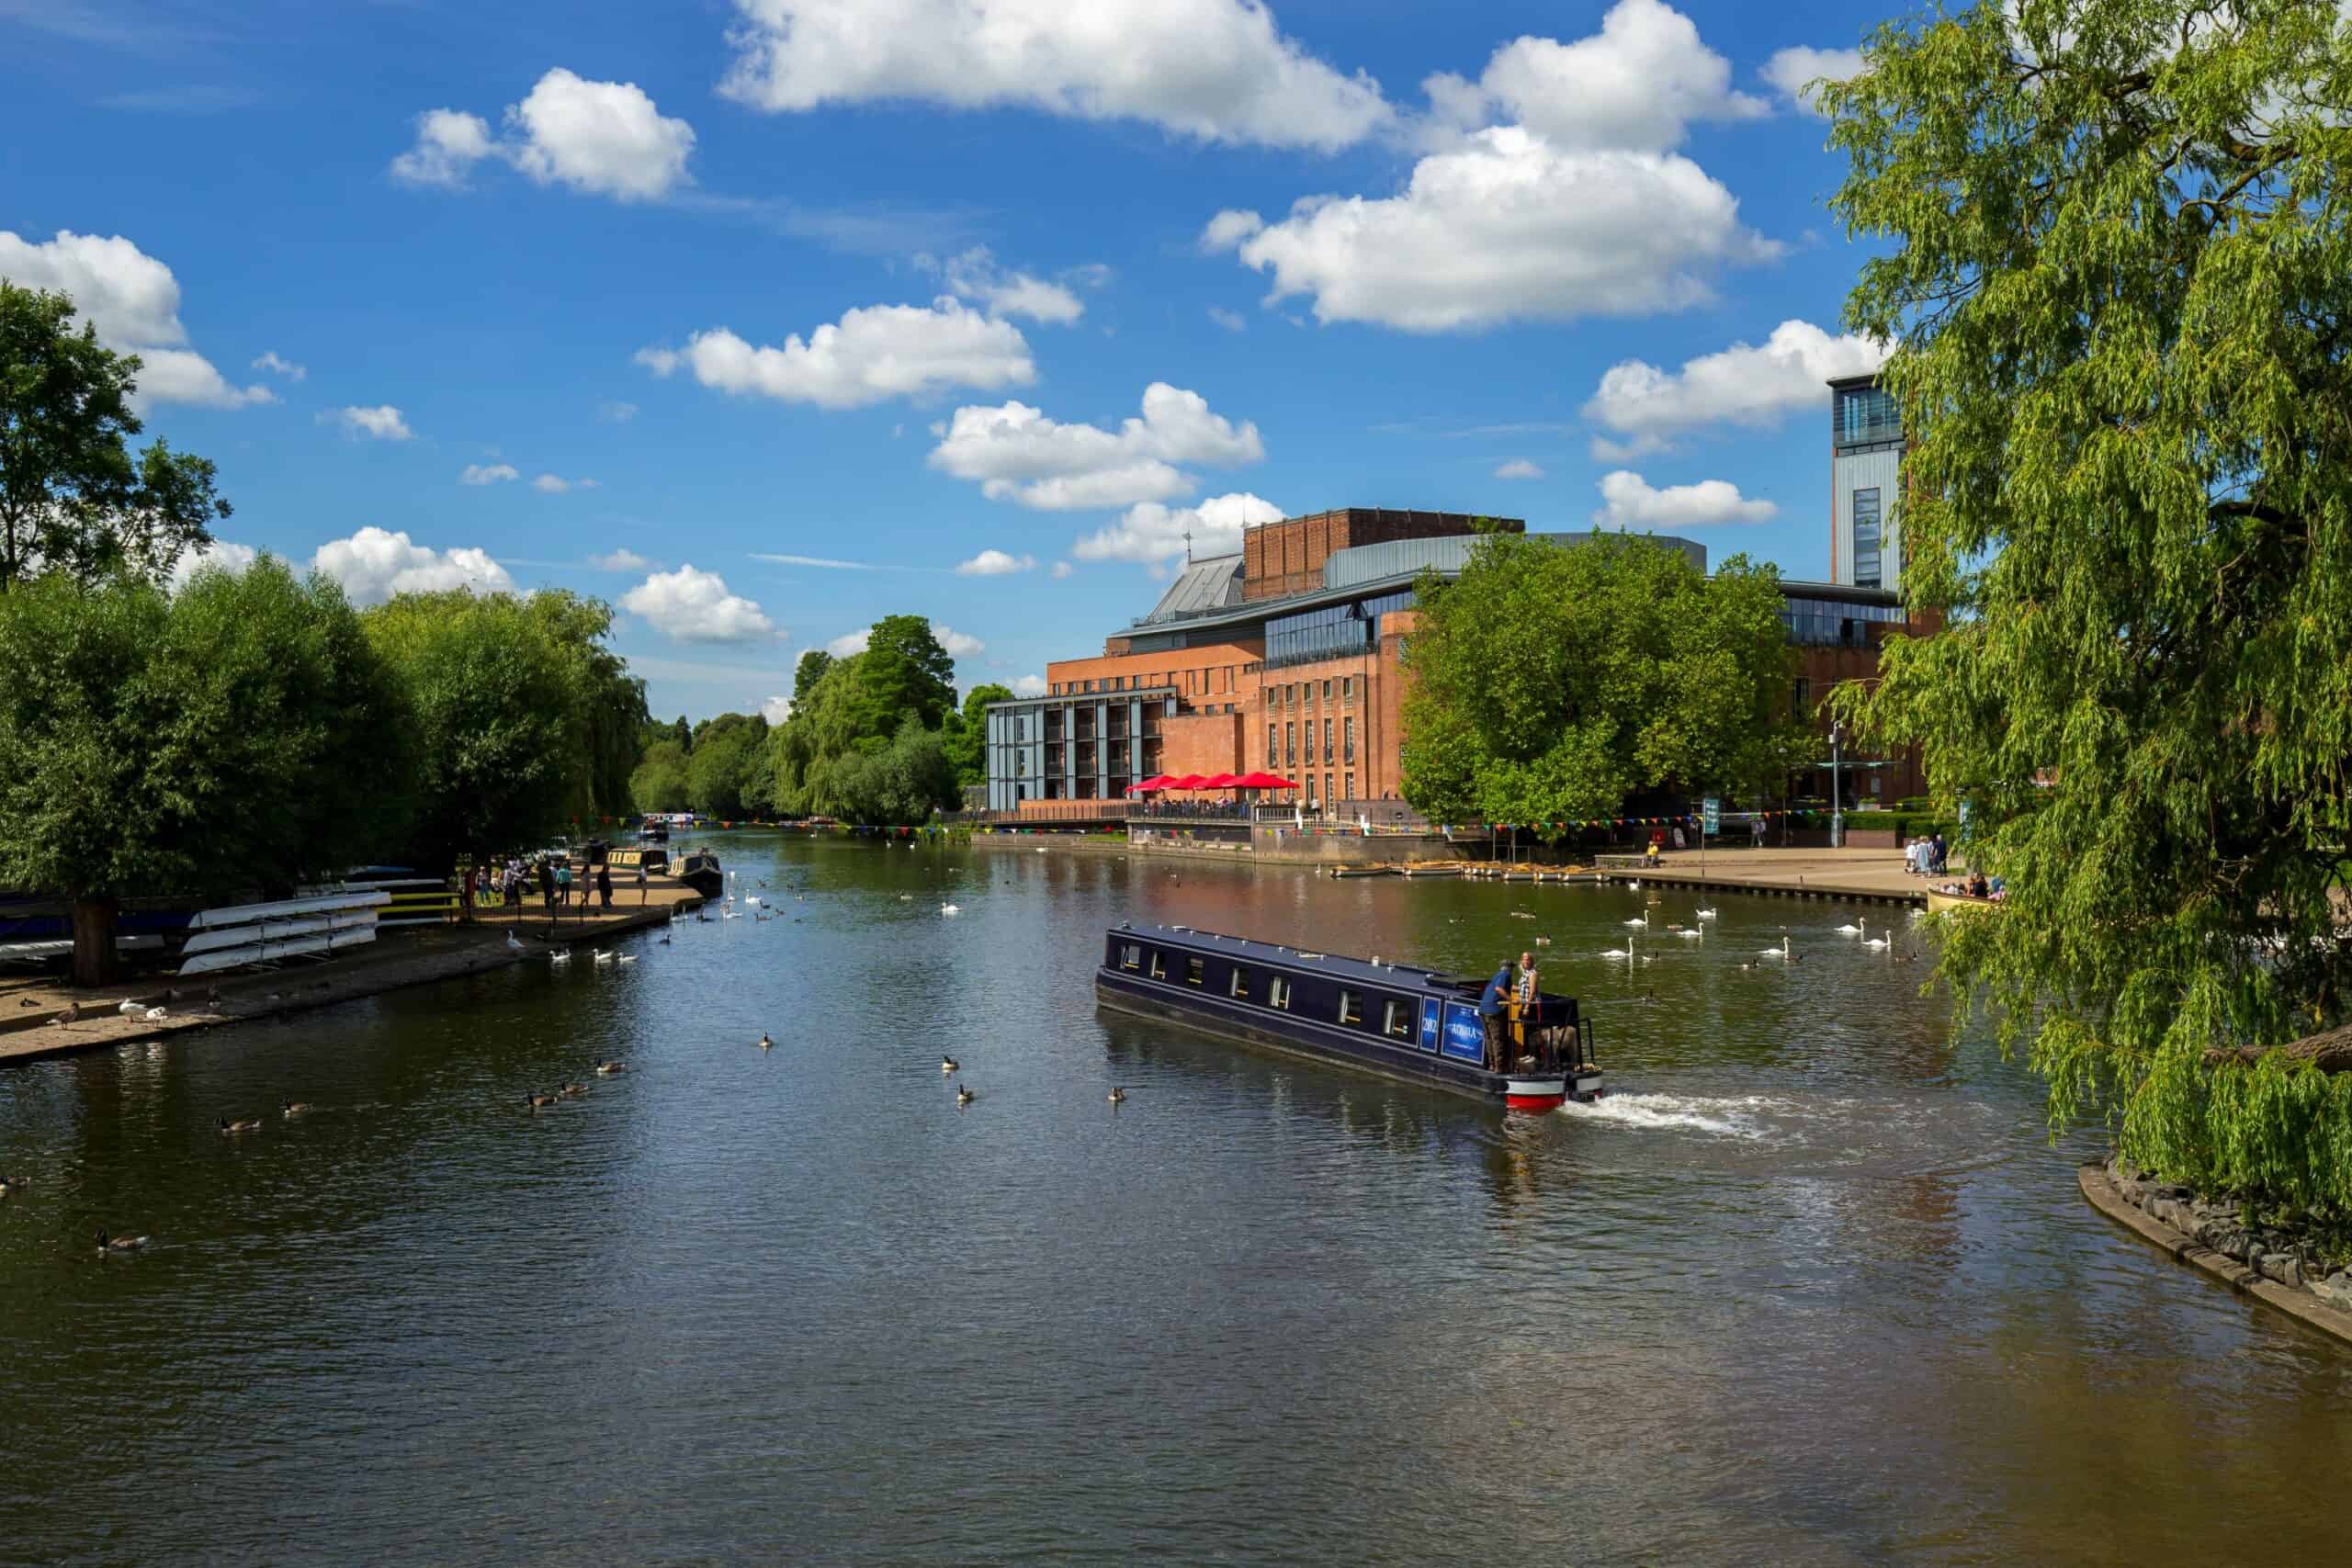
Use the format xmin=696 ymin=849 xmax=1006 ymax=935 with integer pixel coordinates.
xmin=0 ymin=876 xmax=705 ymax=1067
xmin=1590 ymin=845 xmax=1951 ymax=907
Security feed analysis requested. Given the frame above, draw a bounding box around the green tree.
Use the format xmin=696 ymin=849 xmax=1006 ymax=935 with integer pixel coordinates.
xmin=363 ymin=591 xmax=577 ymax=863
xmin=685 ymin=712 xmax=767 ymax=818
xmin=1399 ymin=532 xmax=1802 ymax=835
xmin=791 ymin=649 xmax=833 ymax=705
xmin=0 ymin=559 xmax=415 ymax=984
xmin=943 ymin=682 xmax=1012 ymax=788
xmin=524 ymin=590 xmax=647 ymax=823
xmin=854 ymin=615 xmax=956 ymax=734
xmin=628 ymin=740 xmax=691 ymax=813
xmin=1824 ymin=0 xmax=2352 ymax=1216
xmin=0 ymin=283 xmax=232 ymax=592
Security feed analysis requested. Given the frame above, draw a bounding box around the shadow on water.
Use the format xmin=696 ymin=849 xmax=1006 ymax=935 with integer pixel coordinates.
xmin=2 ymin=833 xmax=2349 ymax=1564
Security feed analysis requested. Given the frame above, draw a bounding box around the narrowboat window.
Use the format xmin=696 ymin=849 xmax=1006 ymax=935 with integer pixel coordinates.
xmin=1383 ymin=999 xmax=1411 ymax=1039
xmin=1268 ymin=976 xmax=1292 ymax=1010
xmin=1120 ymin=943 xmax=1140 ymax=970
xmin=1337 ymin=987 xmax=1363 ymax=1026
xmin=1185 ymin=956 xmax=1204 ymax=987
xmin=1229 ymin=967 xmax=1251 ymax=999
xmin=1148 ymin=951 xmax=1167 ymax=981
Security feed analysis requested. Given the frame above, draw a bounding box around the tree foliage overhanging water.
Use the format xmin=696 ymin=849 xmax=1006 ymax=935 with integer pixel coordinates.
xmin=1825 ymin=0 xmax=2352 ymax=1219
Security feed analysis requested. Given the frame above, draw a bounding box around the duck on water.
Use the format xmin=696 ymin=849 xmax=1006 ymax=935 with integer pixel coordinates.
xmin=1094 ymin=923 xmax=1603 ymax=1111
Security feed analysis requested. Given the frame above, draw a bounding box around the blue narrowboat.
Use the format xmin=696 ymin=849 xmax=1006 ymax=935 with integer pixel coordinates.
xmin=1095 ymin=923 xmax=1603 ymax=1111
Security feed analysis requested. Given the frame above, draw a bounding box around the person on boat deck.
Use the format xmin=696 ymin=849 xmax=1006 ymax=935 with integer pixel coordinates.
xmin=1513 ymin=951 xmax=1541 ymax=1067
xmin=1478 ymin=960 xmax=1512 ymax=1071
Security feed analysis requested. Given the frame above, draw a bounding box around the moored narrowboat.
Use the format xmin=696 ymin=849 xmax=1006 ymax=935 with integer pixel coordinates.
xmin=674 ymin=848 xmax=724 ymax=897
xmin=1095 ymin=923 xmax=1603 ymax=1111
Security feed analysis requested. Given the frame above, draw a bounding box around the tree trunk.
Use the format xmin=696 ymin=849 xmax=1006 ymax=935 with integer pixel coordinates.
xmin=71 ymin=896 xmax=120 ymax=989
xmin=2204 ymin=1023 xmax=2352 ymax=1075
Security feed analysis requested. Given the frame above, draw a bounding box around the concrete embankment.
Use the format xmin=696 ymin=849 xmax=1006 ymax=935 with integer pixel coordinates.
xmin=0 ymin=881 xmax=704 ymax=1068
xmin=2081 ymin=1158 xmax=2352 ymax=1348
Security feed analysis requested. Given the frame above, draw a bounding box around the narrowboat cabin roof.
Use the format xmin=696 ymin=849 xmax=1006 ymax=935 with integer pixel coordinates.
xmin=1113 ymin=921 xmax=1499 ymax=997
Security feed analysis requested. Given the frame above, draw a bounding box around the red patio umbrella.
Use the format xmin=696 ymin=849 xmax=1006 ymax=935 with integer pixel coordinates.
xmin=1126 ymin=774 xmax=1175 ymax=795
xmin=1167 ymin=774 xmax=1211 ymax=790
xmin=1233 ymin=772 xmax=1296 ymax=790
xmin=1200 ymin=773 xmax=1241 ymax=788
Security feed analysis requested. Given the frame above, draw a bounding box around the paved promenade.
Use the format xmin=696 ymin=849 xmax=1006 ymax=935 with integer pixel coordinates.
xmin=0 ymin=878 xmax=704 ymax=1067
xmin=1592 ymin=845 xmax=1961 ymax=906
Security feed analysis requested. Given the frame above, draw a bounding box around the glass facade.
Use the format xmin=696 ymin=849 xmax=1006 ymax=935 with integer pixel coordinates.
xmin=1835 ymin=384 xmax=1901 ymax=448
xmin=1852 ymin=488 xmax=1883 ymax=589
xmin=1264 ymin=589 xmax=1416 ymax=670
xmin=1781 ymin=593 xmax=1904 ymax=647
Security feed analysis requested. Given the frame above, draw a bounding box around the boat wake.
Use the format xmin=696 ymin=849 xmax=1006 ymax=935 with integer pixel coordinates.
xmin=1554 ymin=1091 xmax=1781 ymax=1139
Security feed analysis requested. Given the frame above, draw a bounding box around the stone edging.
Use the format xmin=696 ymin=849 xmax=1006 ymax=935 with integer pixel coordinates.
xmin=2078 ymin=1162 xmax=2352 ymax=1348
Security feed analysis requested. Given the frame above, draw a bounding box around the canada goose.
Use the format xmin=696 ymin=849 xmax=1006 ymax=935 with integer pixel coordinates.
xmin=506 ymin=931 xmax=526 ymax=953
xmin=956 ymin=1085 xmax=975 ymax=1105
xmin=559 ymin=1082 xmax=585 ymax=1097
xmin=0 ymin=1173 xmax=19 ymax=1195
xmin=96 ymin=1230 xmax=147 ymax=1254
xmin=1739 ymin=960 xmax=1756 ymax=971
xmin=219 ymin=1114 xmax=263 ymax=1134
xmin=942 ymin=1055 xmax=958 ymax=1074
xmin=594 ymin=1060 xmax=626 ymax=1076
xmin=1533 ymin=935 xmax=1553 ymax=946
xmin=206 ymin=986 xmax=222 ymax=1009
xmin=1108 ymin=1087 xmax=1126 ymax=1104
xmin=52 ymin=1003 xmax=79 ymax=1027
xmin=281 ymin=1101 xmax=314 ymax=1117
xmin=526 ymin=1093 xmax=558 ymax=1110
xmin=657 ymin=934 xmax=671 ymax=945
xmin=758 ymin=1033 xmax=774 ymax=1051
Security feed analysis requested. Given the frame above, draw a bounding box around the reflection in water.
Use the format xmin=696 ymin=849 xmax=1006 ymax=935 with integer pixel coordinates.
xmin=0 ymin=837 xmax=2347 ymax=1565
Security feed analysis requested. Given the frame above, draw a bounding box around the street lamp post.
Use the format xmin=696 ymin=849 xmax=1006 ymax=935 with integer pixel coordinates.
xmin=1830 ymin=720 xmax=1845 ymax=850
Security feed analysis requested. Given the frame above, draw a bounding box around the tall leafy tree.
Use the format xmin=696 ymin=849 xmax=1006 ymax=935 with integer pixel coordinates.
xmin=524 ymin=590 xmax=647 ymax=822
xmin=685 ymin=713 xmax=768 ymax=818
xmin=363 ymin=591 xmax=577 ymax=862
xmin=1824 ymin=0 xmax=2352 ymax=1215
xmin=0 ymin=283 xmax=231 ymax=592
xmin=629 ymin=740 xmax=692 ymax=813
xmin=0 ymin=559 xmax=415 ymax=983
xmin=1399 ymin=532 xmax=1803 ymax=836
xmin=854 ymin=615 xmax=956 ymax=734
xmin=791 ymin=649 xmax=833 ymax=705
xmin=943 ymin=682 xmax=1013 ymax=787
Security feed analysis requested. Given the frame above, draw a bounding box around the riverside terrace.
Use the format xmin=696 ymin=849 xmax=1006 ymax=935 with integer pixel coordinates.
xmin=980 ymin=509 xmax=1927 ymax=828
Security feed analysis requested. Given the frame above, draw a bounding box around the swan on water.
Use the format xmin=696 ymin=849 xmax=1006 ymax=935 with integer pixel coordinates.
xmin=1835 ymin=917 xmax=1865 ymax=936
xmin=1600 ymin=936 xmax=1635 ymax=961
xmin=1622 ymin=912 xmax=1649 ymax=929
xmin=506 ymin=931 xmax=526 ymax=953
xmin=940 ymin=903 xmax=962 ymax=915
xmin=1758 ymin=936 xmax=1792 ymax=960
xmin=1863 ymin=932 xmax=1891 ymax=951
xmin=1695 ymin=906 xmax=1717 ymax=920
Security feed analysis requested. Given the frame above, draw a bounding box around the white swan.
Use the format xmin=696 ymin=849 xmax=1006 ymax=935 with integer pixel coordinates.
xmin=616 ymin=953 xmax=639 ymax=964
xmin=1626 ymin=879 xmax=1642 ymax=891
xmin=1695 ymin=905 xmax=1717 ymax=921
xmin=1835 ymin=916 xmax=1865 ymax=936
xmin=1862 ymin=932 xmax=1890 ymax=951
xmin=1600 ymin=937 xmax=1634 ymax=961
xmin=1758 ymin=936 xmax=1792 ymax=960
xmin=940 ymin=903 xmax=962 ymax=915
xmin=505 ymin=931 xmax=526 ymax=953
xmin=594 ymin=950 xmax=616 ymax=965
xmin=1622 ymin=913 xmax=1649 ymax=928
xmin=1673 ymin=926 xmax=1702 ymax=940
xmin=548 ymin=950 xmax=571 ymax=964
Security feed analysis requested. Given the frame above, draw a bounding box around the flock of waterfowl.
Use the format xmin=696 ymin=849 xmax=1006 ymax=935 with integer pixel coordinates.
xmin=1484 ymin=885 xmax=1928 ymax=975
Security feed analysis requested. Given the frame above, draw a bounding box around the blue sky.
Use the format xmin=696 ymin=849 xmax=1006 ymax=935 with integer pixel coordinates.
xmin=1 ymin=0 xmax=1892 ymax=723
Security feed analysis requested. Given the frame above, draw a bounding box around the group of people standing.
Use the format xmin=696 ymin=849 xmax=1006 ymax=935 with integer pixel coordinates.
xmin=1905 ymin=832 xmax=1950 ymax=876
xmin=1477 ymin=951 xmax=1544 ymax=1071
xmin=458 ymin=852 xmax=643 ymax=921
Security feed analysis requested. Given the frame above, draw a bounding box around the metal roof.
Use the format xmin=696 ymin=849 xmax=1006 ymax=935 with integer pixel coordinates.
xmin=1113 ymin=920 xmax=1496 ymax=994
xmin=1321 ymin=530 xmax=1706 ymax=590
xmin=1137 ymin=554 xmax=1244 ymax=624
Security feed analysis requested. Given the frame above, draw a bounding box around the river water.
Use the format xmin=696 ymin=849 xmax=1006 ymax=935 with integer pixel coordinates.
xmin=3 ymin=837 xmax=2347 ymax=1565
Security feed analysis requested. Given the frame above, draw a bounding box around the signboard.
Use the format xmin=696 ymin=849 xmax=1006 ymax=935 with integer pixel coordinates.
xmin=1441 ymin=1000 xmax=1487 ymax=1065
xmin=1419 ymin=998 xmax=1442 ymax=1053
xmin=1702 ymin=796 xmax=1721 ymax=836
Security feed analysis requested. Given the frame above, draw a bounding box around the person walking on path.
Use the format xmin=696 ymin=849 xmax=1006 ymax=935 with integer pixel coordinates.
xmin=635 ymin=861 xmax=648 ymax=906
xmin=596 ymin=863 xmax=613 ymax=912
xmin=539 ymin=858 xmax=558 ymax=924
xmin=556 ymin=860 xmax=571 ymax=909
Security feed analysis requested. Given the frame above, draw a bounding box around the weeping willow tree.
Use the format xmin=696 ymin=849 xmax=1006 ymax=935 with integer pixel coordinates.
xmin=1825 ymin=0 xmax=2352 ymax=1218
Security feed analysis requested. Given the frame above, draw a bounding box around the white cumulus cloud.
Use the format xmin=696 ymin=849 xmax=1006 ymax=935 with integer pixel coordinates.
xmin=1422 ymin=0 xmax=1769 ymax=152
xmin=622 ymin=564 xmax=778 ymax=643
xmin=955 ymin=548 xmax=1036 ymax=576
xmin=312 ymin=527 xmax=514 ymax=604
xmin=1493 ymin=458 xmax=1545 ymax=480
xmin=167 ymin=539 xmax=258 ymax=592
xmin=1583 ymin=320 xmax=1886 ymax=455
xmin=761 ymin=694 xmax=794 ymax=725
xmin=1207 ymin=306 xmax=1248 ymax=333
xmin=1761 ymin=45 xmax=1867 ymax=116
xmin=390 ymin=69 xmax=695 ymax=202
xmin=251 ymin=350 xmax=306 ymax=381
xmin=460 ymin=462 xmax=520 ymax=485
xmin=330 ymin=405 xmax=413 ymax=441
xmin=532 ymin=473 xmax=598 ymax=493
xmin=590 ymin=547 xmax=653 ymax=571
xmin=718 ymin=0 xmax=1391 ymax=152
xmin=1594 ymin=470 xmax=1775 ymax=529
xmin=0 ymin=229 xmax=273 ymax=408
xmin=1073 ymin=491 xmax=1283 ymax=566
xmin=1012 ymin=674 xmax=1047 ymax=696
xmin=1049 ymin=560 xmax=1074 ymax=580
xmin=1207 ymin=127 xmax=1775 ymax=332
xmin=929 ymin=382 xmax=1264 ymax=511
xmin=926 ymin=247 xmax=1087 ymax=325
xmin=637 ymin=297 xmax=1034 ymax=410
xmin=599 ymin=400 xmax=639 ymax=423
